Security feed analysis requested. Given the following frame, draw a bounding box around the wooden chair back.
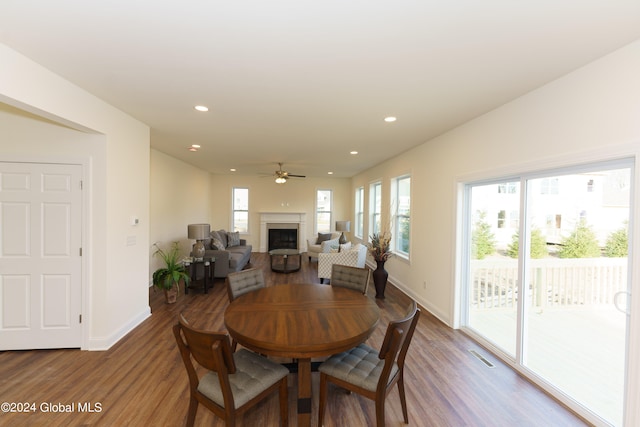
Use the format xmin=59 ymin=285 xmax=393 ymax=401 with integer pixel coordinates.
xmin=378 ymin=300 xmax=420 ymax=385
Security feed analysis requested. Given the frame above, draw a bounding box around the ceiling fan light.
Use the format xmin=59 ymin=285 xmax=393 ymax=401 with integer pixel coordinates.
xmin=275 ymin=177 xmax=287 ymax=184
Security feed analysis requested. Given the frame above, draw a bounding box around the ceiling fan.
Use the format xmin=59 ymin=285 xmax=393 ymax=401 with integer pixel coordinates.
xmin=274 ymin=162 xmax=306 ymax=184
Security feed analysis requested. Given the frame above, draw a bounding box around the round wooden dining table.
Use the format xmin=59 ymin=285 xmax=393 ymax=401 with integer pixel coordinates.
xmin=224 ymin=283 xmax=380 ymax=427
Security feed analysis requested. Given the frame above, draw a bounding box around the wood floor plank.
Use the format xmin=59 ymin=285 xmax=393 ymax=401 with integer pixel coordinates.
xmin=0 ymin=253 xmax=589 ymax=426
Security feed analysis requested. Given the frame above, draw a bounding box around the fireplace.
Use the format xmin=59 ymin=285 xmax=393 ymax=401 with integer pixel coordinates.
xmin=268 ymin=228 xmax=298 ymax=251
xmin=259 ymin=212 xmax=307 ymax=252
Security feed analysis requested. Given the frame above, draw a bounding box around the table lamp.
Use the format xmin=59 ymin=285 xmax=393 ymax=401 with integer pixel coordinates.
xmin=336 ymin=220 xmax=350 ymax=245
xmin=188 ymin=223 xmax=210 ymax=260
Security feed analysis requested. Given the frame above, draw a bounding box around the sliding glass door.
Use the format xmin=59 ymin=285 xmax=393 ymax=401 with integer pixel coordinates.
xmin=463 ymin=160 xmax=632 ymax=426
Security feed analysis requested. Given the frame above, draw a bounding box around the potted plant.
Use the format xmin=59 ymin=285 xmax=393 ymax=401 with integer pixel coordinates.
xmin=152 ymin=242 xmax=190 ymax=303
xmin=368 ymin=231 xmax=393 ymax=299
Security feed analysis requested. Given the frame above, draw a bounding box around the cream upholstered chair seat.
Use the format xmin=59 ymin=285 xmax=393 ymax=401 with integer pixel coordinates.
xmin=318 ymin=243 xmax=367 ymax=283
xmin=307 ymin=232 xmax=341 ymax=262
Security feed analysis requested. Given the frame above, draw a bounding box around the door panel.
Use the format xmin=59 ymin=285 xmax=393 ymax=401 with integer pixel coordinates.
xmin=464 ymin=161 xmax=632 ymax=426
xmin=0 ymin=162 xmax=82 ymax=350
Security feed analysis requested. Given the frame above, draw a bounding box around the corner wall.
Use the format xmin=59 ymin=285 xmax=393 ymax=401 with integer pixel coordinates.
xmin=0 ymin=43 xmax=151 ymax=350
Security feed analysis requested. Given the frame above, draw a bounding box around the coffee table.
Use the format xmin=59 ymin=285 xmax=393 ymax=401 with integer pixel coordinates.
xmin=268 ymin=248 xmax=301 ymax=273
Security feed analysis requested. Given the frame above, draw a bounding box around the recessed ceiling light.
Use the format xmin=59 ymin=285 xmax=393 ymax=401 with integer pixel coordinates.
xmin=384 ymin=116 xmax=397 ymax=122
xmin=194 ymin=105 xmax=209 ymax=112
xmin=191 ymin=144 xmax=201 ymax=148
xmin=328 ymin=171 xmax=334 ymax=175
xmin=350 ymin=151 xmax=358 ymax=155
xmin=230 ymin=168 xmax=236 ymax=172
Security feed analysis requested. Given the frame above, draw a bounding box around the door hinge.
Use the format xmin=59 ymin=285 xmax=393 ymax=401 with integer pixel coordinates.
xmin=79 ymin=314 xmax=82 ymax=324
xmin=79 ymin=247 xmax=82 ymax=256
xmin=80 ymin=180 xmax=83 ymax=190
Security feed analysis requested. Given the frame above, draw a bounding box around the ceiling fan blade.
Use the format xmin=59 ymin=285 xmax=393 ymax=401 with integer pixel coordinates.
xmin=287 ymin=174 xmax=306 ymax=178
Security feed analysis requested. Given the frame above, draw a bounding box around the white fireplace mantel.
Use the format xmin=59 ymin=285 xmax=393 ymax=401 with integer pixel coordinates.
xmin=259 ymin=212 xmax=307 ymax=252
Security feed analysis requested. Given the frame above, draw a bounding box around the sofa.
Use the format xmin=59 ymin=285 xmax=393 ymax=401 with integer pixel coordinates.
xmin=191 ymin=229 xmax=253 ymax=278
xmin=318 ymin=242 xmax=368 ymax=283
xmin=307 ymin=231 xmax=341 ymax=262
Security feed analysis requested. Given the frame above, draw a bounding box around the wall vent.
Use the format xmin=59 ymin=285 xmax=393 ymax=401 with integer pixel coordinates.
xmin=469 ymin=349 xmax=495 ymax=368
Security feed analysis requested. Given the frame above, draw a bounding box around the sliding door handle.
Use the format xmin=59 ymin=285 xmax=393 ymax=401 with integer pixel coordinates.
xmin=614 ymin=291 xmax=631 ymax=315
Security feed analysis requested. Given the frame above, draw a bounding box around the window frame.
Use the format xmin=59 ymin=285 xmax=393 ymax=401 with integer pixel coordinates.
xmin=315 ymin=188 xmax=333 ymax=234
xmin=391 ymin=174 xmax=411 ymax=259
xmin=369 ymin=181 xmax=382 ymax=238
xmin=232 ymin=187 xmax=249 ymax=233
xmin=354 ymin=186 xmax=364 ymax=239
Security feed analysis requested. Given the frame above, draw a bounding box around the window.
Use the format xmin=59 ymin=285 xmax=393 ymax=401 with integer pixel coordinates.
xmin=498 ymin=182 xmax=517 ymax=194
xmin=369 ymin=182 xmax=381 ymax=236
xmin=232 ymin=187 xmax=249 ymax=233
xmin=540 ymin=177 xmax=559 ymax=194
xmin=497 ymin=210 xmax=506 ymax=228
xmin=316 ymin=189 xmax=332 ymax=233
xmin=462 ymin=160 xmax=633 ymax=426
xmin=355 ymin=186 xmax=364 ymax=239
xmin=391 ymin=175 xmax=410 ymax=257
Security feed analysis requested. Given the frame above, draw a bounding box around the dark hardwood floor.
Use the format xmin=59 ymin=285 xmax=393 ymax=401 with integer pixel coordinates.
xmin=0 ymin=253 xmax=589 ymax=426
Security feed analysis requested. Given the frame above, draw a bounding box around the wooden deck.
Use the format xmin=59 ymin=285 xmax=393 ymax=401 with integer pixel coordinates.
xmin=470 ymin=305 xmax=625 ymax=426
xmin=0 ymin=253 xmax=590 ymax=426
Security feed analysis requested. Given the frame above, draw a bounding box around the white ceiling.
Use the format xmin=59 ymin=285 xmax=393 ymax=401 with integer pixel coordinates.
xmin=2 ymin=1 xmax=639 ymax=178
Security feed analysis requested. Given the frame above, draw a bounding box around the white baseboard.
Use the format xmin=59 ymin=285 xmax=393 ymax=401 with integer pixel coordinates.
xmin=86 ymin=307 xmax=151 ymax=351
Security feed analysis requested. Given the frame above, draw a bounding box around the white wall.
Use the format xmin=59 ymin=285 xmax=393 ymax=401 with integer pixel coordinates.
xmin=149 ymin=149 xmax=212 ymax=276
xmin=352 ymin=39 xmax=640 ymax=424
xmin=0 ymin=43 xmax=151 ymax=350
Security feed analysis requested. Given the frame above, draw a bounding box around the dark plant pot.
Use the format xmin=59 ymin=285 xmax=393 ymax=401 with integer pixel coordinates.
xmin=373 ymin=260 xmax=388 ymax=299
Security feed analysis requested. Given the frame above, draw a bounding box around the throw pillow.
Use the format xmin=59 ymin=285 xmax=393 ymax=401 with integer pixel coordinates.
xmin=227 ymin=231 xmax=240 ymax=247
xmin=217 ymin=229 xmax=228 ymax=248
xmin=210 ymin=231 xmax=225 ymax=250
xmin=316 ymin=233 xmax=332 ymax=244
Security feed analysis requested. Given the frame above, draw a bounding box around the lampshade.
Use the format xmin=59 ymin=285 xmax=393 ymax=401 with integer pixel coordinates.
xmin=336 ymin=220 xmax=350 ymax=245
xmin=188 ymin=223 xmax=210 ymax=240
xmin=275 ymin=177 xmax=287 ymax=184
xmin=335 ymin=221 xmax=351 ymax=232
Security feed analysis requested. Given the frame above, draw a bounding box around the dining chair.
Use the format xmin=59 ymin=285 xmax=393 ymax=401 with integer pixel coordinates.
xmin=330 ymin=264 xmax=370 ymax=294
xmin=173 ymin=315 xmax=289 ymax=427
xmin=226 ymin=268 xmax=265 ymax=302
xmin=317 ymin=300 xmax=420 ymax=427
xmin=225 ymin=268 xmax=266 ymax=351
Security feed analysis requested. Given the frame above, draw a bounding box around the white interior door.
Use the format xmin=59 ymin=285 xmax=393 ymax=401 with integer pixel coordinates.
xmin=0 ymin=161 xmax=82 ymax=350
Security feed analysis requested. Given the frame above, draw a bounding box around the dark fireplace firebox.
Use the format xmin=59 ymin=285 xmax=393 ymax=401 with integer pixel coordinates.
xmin=268 ymin=228 xmax=298 ymax=251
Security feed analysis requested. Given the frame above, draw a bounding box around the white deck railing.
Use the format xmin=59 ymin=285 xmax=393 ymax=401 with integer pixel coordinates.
xmin=470 ymin=257 xmax=628 ymax=310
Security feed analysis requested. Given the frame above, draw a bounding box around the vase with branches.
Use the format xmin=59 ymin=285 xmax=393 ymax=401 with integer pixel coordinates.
xmin=369 ymin=230 xmax=392 ymax=298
